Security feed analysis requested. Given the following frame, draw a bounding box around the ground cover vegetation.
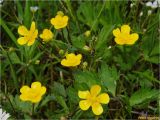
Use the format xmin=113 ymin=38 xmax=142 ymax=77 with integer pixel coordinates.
xmin=1 ymin=0 xmax=159 ymax=119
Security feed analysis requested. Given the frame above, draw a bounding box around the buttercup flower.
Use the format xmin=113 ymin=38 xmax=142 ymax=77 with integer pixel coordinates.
xmin=20 ymin=81 xmax=46 ymax=103
xmin=78 ymin=85 xmax=110 ymax=115
xmin=17 ymin=21 xmax=38 ymax=46
xmin=50 ymin=11 xmax=69 ymax=29
xmin=61 ymin=53 xmax=82 ymax=67
xmin=84 ymin=30 xmax=91 ymax=37
xmin=113 ymin=25 xmax=139 ymax=45
xmin=40 ymin=29 xmax=54 ymax=42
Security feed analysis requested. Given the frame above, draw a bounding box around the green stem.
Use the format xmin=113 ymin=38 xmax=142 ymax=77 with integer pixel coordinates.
xmin=90 ymin=1 xmax=106 ymax=32
xmin=0 ymin=18 xmax=19 ymax=47
xmin=64 ymin=0 xmax=81 ymax=33
xmin=0 ymin=45 xmax=20 ymax=93
xmin=5 ymin=94 xmax=17 ymax=118
xmin=123 ymin=46 xmax=127 ymax=63
xmin=32 ymin=103 xmax=34 ymax=116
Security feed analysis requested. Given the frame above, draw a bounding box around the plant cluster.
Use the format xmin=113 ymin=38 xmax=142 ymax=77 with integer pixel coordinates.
xmin=1 ymin=0 xmax=159 ymax=119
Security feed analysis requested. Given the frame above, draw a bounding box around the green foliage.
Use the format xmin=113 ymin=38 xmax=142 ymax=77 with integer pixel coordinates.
xmin=129 ymin=88 xmax=159 ymax=106
xmin=1 ymin=0 xmax=159 ymax=119
xmin=99 ymin=63 xmax=119 ymax=96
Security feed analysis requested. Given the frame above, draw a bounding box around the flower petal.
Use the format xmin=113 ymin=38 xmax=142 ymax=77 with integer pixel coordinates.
xmin=50 ymin=18 xmax=56 ymax=25
xmin=30 ymin=21 xmax=36 ymax=32
xmin=20 ymin=86 xmax=30 ymax=93
xmin=90 ymin=85 xmax=101 ymax=96
xmin=40 ymin=86 xmax=46 ymax=95
xmin=114 ymin=38 xmax=125 ymax=45
xmin=17 ymin=37 xmax=28 ymax=45
xmin=61 ymin=59 xmax=70 ymax=67
xmin=77 ymin=54 xmax=82 ymax=60
xmin=27 ymin=30 xmax=38 ymax=46
xmin=30 ymin=96 xmax=42 ymax=103
xmin=121 ymin=25 xmax=130 ymax=34
xmin=92 ymin=102 xmax=103 ymax=115
xmin=63 ymin=16 xmax=69 ymax=22
xmin=113 ymin=28 xmax=120 ymax=37
xmin=79 ymin=100 xmax=91 ymax=110
xmin=78 ymin=90 xmax=90 ymax=99
xmin=18 ymin=26 xmax=28 ymax=36
xmin=31 ymin=82 xmax=41 ymax=90
xmin=66 ymin=53 xmax=75 ymax=59
xmin=20 ymin=94 xmax=29 ymax=101
xmin=97 ymin=93 xmax=110 ymax=104
xmin=126 ymin=33 xmax=139 ymax=45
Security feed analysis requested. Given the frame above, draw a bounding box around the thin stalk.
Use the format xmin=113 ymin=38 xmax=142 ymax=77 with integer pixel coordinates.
xmin=90 ymin=1 xmax=106 ymax=32
xmin=123 ymin=46 xmax=127 ymax=63
xmin=0 ymin=18 xmax=19 ymax=47
xmin=5 ymin=94 xmax=17 ymax=118
xmin=62 ymin=30 xmax=71 ymax=46
xmin=32 ymin=103 xmax=34 ymax=117
xmin=64 ymin=0 xmax=81 ymax=33
xmin=0 ymin=44 xmax=20 ymax=93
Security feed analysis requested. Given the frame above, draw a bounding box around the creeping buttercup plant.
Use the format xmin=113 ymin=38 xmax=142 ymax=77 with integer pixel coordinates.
xmin=1 ymin=1 xmax=159 ymax=119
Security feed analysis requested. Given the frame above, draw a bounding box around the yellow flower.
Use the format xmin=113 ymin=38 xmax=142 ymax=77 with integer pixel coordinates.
xmin=20 ymin=81 xmax=46 ymax=103
xmin=113 ymin=25 xmax=139 ymax=45
xmin=84 ymin=30 xmax=91 ymax=37
xmin=50 ymin=11 xmax=69 ymax=29
xmin=78 ymin=85 xmax=110 ymax=115
xmin=61 ymin=53 xmax=82 ymax=67
xmin=17 ymin=21 xmax=38 ymax=46
xmin=40 ymin=29 xmax=53 ymax=42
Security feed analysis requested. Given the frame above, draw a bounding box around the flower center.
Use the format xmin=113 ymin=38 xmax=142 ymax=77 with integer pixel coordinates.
xmin=88 ymin=95 xmax=98 ymax=105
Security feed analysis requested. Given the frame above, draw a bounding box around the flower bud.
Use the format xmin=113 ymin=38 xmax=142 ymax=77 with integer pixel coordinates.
xmin=9 ymin=47 xmax=15 ymax=52
xmin=84 ymin=30 xmax=91 ymax=37
xmin=59 ymin=49 xmax=64 ymax=56
xmin=57 ymin=11 xmax=64 ymax=16
xmin=82 ymin=61 xmax=88 ymax=69
xmin=83 ymin=45 xmax=91 ymax=51
xmin=35 ymin=60 xmax=40 ymax=64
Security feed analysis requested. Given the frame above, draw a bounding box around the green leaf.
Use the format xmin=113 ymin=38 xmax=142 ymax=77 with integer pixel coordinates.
xmin=24 ymin=1 xmax=31 ymax=27
xmin=39 ymin=94 xmax=55 ymax=108
xmin=142 ymin=27 xmax=159 ymax=64
xmin=73 ymin=70 xmax=100 ymax=88
xmin=52 ymin=82 xmax=66 ymax=97
xmin=0 ymin=18 xmax=19 ymax=47
xmin=66 ymin=87 xmax=79 ymax=104
xmin=8 ymin=51 xmax=21 ymax=64
xmin=95 ymin=25 xmax=114 ymax=51
xmin=14 ymin=95 xmax=32 ymax=113
xmin=71 ymin=35 xmax=85 ymax=49
xmin=16 ymin=1 xmax=23 ymax=22
xmin=56 ymin=96 xmax=69 ymax=112
xmin=77 ymin=2 xmax=99 ymax=29
xmin=129 ymin=88 xmax=159 ymax=106
xmin=99 ymin=63 xmax=119 ymax=96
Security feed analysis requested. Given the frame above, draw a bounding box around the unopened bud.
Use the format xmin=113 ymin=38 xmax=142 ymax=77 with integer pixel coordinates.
xmin=84 ymin=30 xmax=91 ymax=37
xmin=59 ymin=49 xmax=64 ymax=56
xmin=57 ymin=11 xmax=64 ymax=16
xmin=9 ymin=47 xmax=15 ymax=52
xmin=35 ymin=60 xmax=40 ymax=64
xmin=83 ymin=45 xmax=91 ymax=51
xmin=82 ymin=61 xmax=88 ymax=69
